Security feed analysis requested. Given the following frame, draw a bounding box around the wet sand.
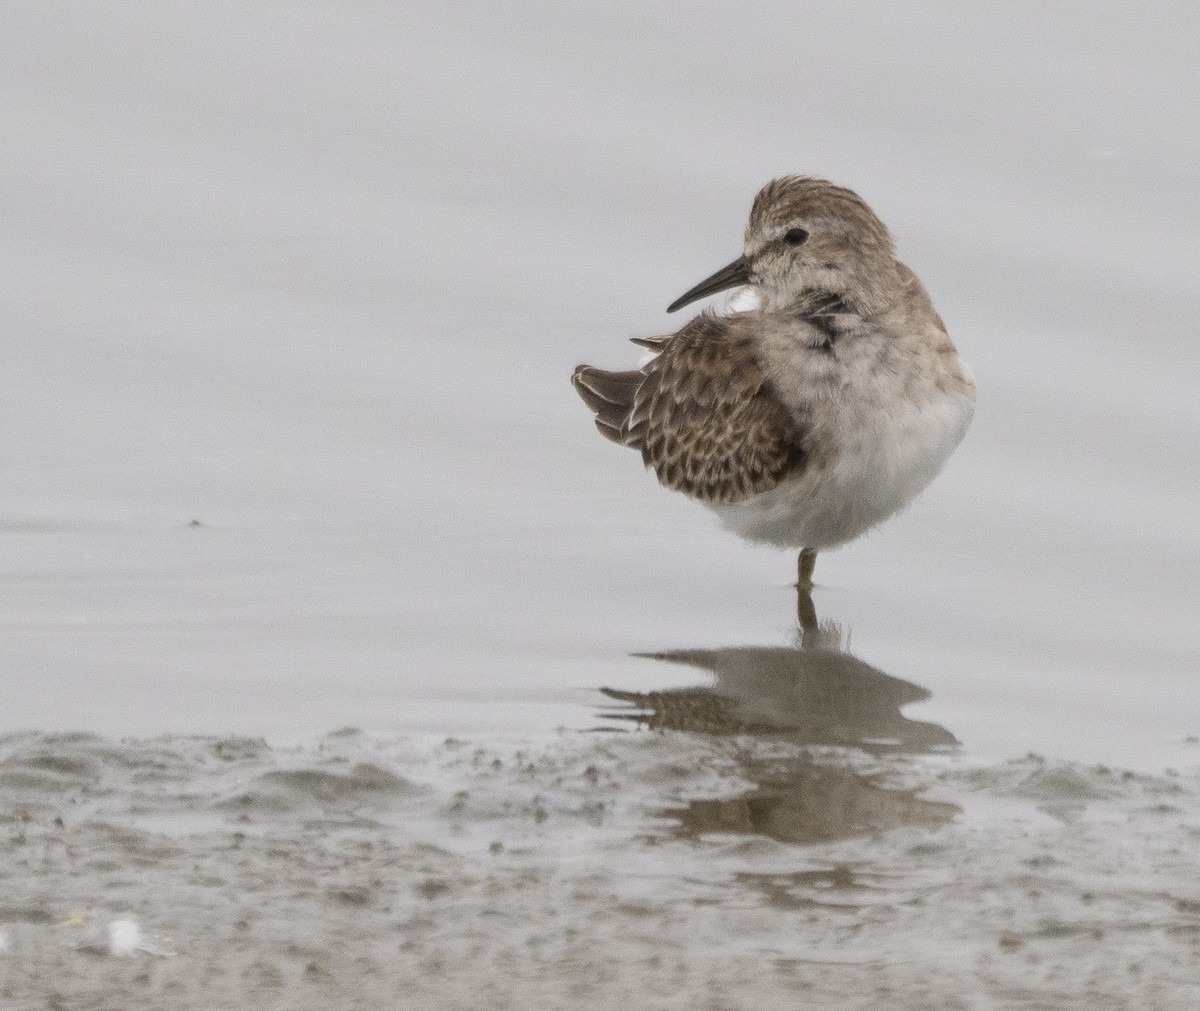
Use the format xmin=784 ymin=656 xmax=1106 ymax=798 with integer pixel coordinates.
xmin=4 ymin=616 xmax=1200 ymax=1010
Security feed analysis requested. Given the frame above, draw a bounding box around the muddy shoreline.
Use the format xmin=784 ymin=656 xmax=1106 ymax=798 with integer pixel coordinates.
xmin=3 ymin=728 xmax=1198 ymax=1009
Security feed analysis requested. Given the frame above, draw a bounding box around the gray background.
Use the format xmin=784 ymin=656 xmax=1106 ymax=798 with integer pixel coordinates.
xmin=3 ymin=2 xmax=1197 ymax=767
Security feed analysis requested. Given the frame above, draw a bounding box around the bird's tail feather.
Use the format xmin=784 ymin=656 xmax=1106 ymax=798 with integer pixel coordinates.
xmin=571 ymin=366 xmax=641 ymax=446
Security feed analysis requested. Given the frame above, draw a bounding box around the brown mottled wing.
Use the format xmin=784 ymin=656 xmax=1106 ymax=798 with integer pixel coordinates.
xmin=626 ymin=315 xmax=806 ymax=503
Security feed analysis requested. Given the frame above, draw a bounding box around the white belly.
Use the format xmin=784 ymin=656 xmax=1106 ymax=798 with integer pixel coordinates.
xmin=711 ymin=388 xmax=975 ymax=550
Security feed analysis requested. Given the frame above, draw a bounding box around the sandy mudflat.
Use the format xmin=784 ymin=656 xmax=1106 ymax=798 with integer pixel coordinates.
xmin=2 ymin=726 xmax=1199 ymax=1010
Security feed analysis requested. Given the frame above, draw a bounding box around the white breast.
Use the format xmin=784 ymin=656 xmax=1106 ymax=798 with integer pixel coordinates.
xmin=712 ymin=385 xmax=975 ymax=550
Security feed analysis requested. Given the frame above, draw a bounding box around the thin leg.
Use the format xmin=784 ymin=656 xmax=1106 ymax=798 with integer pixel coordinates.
xmin=797 ymin=548 xmax=817 ymax=592
xmin=796 ymin=586 xmax=818 ymax=639
xmin=796 ymin=548 xmax=819 ymax=642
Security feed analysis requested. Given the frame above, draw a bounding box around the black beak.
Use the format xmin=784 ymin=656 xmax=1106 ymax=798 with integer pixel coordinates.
xmin=666 ymin=255 xmax=753 ymax=313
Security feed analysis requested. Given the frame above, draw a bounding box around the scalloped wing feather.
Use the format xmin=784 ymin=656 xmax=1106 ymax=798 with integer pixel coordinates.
xmin=624 ymin=316 xmax=807 ymax=503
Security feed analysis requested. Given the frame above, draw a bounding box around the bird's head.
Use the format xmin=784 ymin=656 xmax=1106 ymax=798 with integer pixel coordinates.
xmin=667 ymin=176 xmax=900 ymax=316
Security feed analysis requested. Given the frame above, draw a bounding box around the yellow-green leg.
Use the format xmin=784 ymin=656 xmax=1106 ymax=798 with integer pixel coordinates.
xmin=796 ymin=549 xmax=818 ymax=638
xmin=797 ymin=549 xmax=817 ymax=592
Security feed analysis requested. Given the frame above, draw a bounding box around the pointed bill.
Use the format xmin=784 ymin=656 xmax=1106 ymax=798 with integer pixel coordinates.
xmin=666 ymin=255 xmax=752 ymax=313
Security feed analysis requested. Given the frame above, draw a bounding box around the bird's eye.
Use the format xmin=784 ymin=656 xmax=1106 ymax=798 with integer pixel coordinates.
xmin=783 ymin=227 xmax=809 ymax=246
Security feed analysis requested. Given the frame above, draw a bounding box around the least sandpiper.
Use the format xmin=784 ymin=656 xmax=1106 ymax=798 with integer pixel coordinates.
xmin=572 ymin=176 xmax=975 ymax=589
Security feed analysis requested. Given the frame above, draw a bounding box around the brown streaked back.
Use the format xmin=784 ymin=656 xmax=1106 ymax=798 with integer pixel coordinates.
xmin=572 ymin=314 xmax=808 ymax=503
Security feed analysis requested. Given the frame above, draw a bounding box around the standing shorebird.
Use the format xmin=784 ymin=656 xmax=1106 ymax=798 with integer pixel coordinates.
xmin=571 ymin=176 xmax=975 ymax=592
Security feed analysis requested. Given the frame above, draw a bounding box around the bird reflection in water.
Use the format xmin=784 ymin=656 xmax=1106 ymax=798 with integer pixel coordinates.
xmin=599 ymin=587 xmax=959 ymax=844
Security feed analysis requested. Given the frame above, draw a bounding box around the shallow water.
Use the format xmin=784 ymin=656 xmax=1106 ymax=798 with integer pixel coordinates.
xmin=2 ymin=3 xmax=1199 ymax=1006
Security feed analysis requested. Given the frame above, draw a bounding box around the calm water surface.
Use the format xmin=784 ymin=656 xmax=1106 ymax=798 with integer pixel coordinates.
xmin=2 ymin=3 xmax=1198 ymax=774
